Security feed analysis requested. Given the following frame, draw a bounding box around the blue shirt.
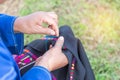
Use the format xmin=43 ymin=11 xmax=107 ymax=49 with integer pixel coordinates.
xmin=0 ymin=14 xmax=51 ymax=80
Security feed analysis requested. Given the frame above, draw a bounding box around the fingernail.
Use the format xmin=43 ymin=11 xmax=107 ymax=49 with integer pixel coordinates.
xmin=59 ymin=36 xmax=64 ymax=40
xmin=51 ymin=31 xmax=55 ymax=35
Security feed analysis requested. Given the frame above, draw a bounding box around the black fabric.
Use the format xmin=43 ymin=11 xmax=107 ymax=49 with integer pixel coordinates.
xmin=21 ymin=25 xmax=95 ymax=80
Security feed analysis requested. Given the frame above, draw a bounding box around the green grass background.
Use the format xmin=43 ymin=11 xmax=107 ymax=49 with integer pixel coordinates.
xmin=19 ymin=0 xmax=120 ymax=80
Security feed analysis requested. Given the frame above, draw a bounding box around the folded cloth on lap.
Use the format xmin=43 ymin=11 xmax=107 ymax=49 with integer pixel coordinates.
xmin=15 ymin=25 xmax=95 ymax=80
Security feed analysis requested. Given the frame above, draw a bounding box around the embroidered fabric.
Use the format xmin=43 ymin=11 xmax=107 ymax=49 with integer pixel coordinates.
xmin=15 ymin=26 xmax=95 ymax=80
xmin=15 ymin=37 xmax=76 ymax=80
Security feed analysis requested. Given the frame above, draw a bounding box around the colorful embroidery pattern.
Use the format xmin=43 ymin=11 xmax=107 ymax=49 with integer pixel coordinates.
xmin=41 ymin=37 xmax=58 ymax=41
xmin=51 ymin=73 xmax=57 ymax=80
xmin=70 ymin=57 xmax=76 ymax=80
xmin=15 ymin=49 xmax=37 ymax=68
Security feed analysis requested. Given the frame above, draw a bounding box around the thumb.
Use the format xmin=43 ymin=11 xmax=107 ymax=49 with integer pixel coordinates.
xmin=54 ymin=36 xmax=64 ymax=49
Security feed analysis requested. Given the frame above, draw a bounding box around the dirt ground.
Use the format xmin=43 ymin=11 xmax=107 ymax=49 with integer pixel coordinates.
xmin=0 ymin=0 xmax=23 ymax=16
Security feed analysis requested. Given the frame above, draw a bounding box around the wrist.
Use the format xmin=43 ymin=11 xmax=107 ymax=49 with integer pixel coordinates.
xmin=14 ymin=17 xmax=24 ymax=32
xmin=35 ymin=62 xmax=51 ymax=71
xmin=34 ymin=57 xmax=52 ymax=71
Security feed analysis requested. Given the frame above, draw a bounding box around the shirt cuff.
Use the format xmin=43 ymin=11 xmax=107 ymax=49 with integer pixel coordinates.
xmin=22 ymin=66 xmax=52 ymax=80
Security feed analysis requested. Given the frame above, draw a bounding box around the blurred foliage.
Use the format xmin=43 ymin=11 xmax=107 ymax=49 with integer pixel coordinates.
xmin=102 ymin=0 xmax=120 ymax=10
xmin=19 ymin=0 xmax=120 ymax=80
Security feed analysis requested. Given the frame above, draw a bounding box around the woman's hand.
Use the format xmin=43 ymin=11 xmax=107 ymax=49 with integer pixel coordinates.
xmin=14 ymin=11 xmax=59 ymax=36
xmin=35 ymin=36 xmax=68 ymax=71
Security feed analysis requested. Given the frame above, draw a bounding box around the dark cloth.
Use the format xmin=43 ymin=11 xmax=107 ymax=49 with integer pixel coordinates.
xmin=19 ymin=25 xmax=95 ymax=80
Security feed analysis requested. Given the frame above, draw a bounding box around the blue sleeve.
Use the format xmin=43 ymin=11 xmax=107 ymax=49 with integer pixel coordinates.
xmin=0 ymin=37 xmax=52 ymax=80
xmin=0 ymin=14 xmax=24 ymax=54
xmin=22 ymin=66 xmax=52 ymax=80
xmin=0 ymin=37 xmax=21 ymax=80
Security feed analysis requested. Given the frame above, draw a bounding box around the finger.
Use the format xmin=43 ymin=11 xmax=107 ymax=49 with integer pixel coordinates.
xmin=49 ymin=25 xmax=59 ymax=36
xmin=48 ymin=25 xmax=59 ymax=35
xmin=47 ymin=12 xmax=58 ymax=23
xmin=39 ymin=27 xmax=56 ymax=35
xmin=54 ymin=36 xmax=64 ymax=49
xmin=34 ymin=25 xmax=55 ymax=35
xmin=49 ymin=45 xmax=53 ymax=49
xmin=47 ymin=13 xmax=59 ymax=36
xmin=43 ymin=15 xmax=59 ymax=36
xmin=43 ymin=16 xmax=57 ymax=27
